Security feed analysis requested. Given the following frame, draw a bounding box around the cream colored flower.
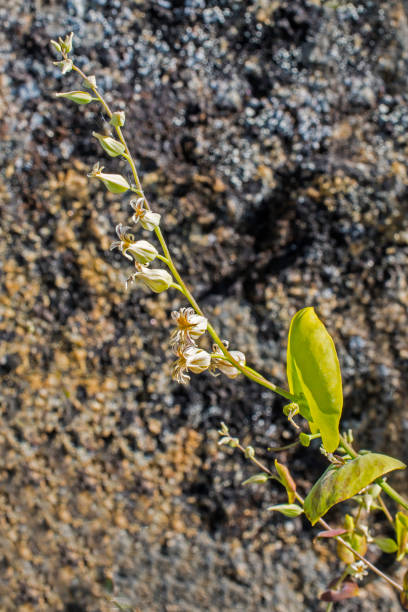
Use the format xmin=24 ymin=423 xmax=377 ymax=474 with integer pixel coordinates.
xmin=110 ymin=224 xmax=157 ymax=263
xmin=210 ymin=344 xmax=246 ymax=378
xmin=172 ymin=345 xmax=211 ymax=385
xmin=170 ymin=307 xmax=207 ymax=351
xmin=130 ymin=198 xmax=161 ymax=231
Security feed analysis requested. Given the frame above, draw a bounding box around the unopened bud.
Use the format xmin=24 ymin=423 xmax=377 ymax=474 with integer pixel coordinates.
xmin=228 ymin=437 xmax=239 ymax=448
xmin=53 ymin=59 xmax=73 ymax=74
xmin=132 ymin=267 xmax=172 ymax=293
xmin=60 ymin=32 xmax=74 ymax=54
xmin=56 ymin=90 xmax=94 ymax=105
xmin=244 ymin=446 xmax=255 ymax=459
xmin=267 ymin=504 xmax=304 ymax=517
xmin=92 ymin=132 xmax=126 ymax=157
xmin=50 ymin=40 xmax=62 ymax=54
xmin=84 ymin=75 xmax=97 ymax=89
xmin=243 ymin=472 xmax=269 ymax=485
xmin=110 ymin=111 xmax=126 ymax=127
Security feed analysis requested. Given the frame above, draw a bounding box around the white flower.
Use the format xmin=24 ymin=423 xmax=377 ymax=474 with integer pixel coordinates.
xmin=172 ymin=345 xmax=211 ymax=385
xmin=170 ymin=307 xmax=207 ymax=351
xmin=110 ymin=224 xmax=158 ymax=263
xmin=210 ymin=344 xmax=246 ymax=378
xmin=130 ymin=198 xmax=161 ymax=231
xmin=349 ymin=561 xmax=368 ymax=580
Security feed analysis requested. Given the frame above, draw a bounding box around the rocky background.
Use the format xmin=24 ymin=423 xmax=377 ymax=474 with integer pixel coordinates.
xmin=1 ymin=0 xmax=408 ymax=610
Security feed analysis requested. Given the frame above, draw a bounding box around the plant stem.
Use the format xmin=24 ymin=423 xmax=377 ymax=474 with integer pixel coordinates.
xmin=339 ymin=435 xmax=408 ymax=512
xmin=378 ymin=495 xmax=394 ymax=527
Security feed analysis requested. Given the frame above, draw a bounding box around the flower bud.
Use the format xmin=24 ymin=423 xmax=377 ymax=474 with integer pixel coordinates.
xmin=126 ymin=240 xmax=158 ymax=264
xmin=53 ymin=59 xmax=73 ymax=74
xmin=110 ymin=111 xmax=126 ymax=127
xmin=60 ymin=32 xmax=74 ymax=54
xmin=267 ymin=504 xmax=304 ymax=517
xmin=56 ymin=90 xmax=94 ymax=105
xmin=244 ymin=446 xmax=255 ymax=459
xmin=132 ymin=267 xmax=173 ymax=293
xmin=92 ymin=132 xmax=126 ymax=157
xmin=50 ymin=40 xmax=62 ymax=54
xmin=84 ymin=75 xmax=97 ymax=89
xmin=243 ymin=473 xmax=270 ymax=485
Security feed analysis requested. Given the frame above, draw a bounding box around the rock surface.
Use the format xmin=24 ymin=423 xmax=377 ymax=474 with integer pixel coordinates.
xmin=0 ymin=0 xmax=408 ymax=610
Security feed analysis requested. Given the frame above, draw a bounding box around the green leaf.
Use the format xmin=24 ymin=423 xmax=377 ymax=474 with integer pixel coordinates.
xmin=304 ymin=452 xmax=406 ymax=525
xmin=374 ymin=537 xmax=398 ymax=554
xmin=287 ymin=307 xmax=343 ymax=452
xmin=267 ymin=504 xmax=304 ymax=517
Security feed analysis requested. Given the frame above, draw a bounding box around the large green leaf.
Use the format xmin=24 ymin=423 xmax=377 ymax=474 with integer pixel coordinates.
xmin=304 ymin=453 xmax=406 ymax=525
xmin=287 ymin=307 xmax=343 ymax=452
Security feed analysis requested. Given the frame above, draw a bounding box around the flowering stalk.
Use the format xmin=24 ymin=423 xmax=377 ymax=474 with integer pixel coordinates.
xmin=55 ymin=43 xmax=296 ymax=403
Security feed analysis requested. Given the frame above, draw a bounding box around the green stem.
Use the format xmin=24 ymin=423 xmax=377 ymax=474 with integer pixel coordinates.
xmin=339 ymin=435 xmax=408 ymax=512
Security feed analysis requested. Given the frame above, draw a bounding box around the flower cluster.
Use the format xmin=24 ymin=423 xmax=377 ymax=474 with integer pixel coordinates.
xmin=169 ymin=309 xmax=245 ymax=385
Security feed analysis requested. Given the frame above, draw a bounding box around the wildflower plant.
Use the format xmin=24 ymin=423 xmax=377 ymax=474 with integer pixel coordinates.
xmin=51 ymin=34 xmax=408 ymax=608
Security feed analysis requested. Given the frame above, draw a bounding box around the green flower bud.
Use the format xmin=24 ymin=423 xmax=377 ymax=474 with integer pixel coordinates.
xmin=56 ymin=90 xmax=94 ymax=105
xmin=60 ymin=32 xmax=74 ymax=54
xmin=53 ymin=59 xmax=73 ymax=74
xmin=267 ymin=504 xmax=304 ymax=517
xmin=243 ymin=472 xmax=270 ymax=485
xmin=132 ymin=267 xmax=173 ymax=293
xmin=92 ymin=132 xmax=126 ymax=157
xmin=228 ymin=437 xmax=239 ymax=448
xmin=110 ymin=111 xmax=126 ymax=127
xmin=50 ymin=40 xmax=62 ymax=54
xmin=244 ymin=446 xmax=255 ymax=459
